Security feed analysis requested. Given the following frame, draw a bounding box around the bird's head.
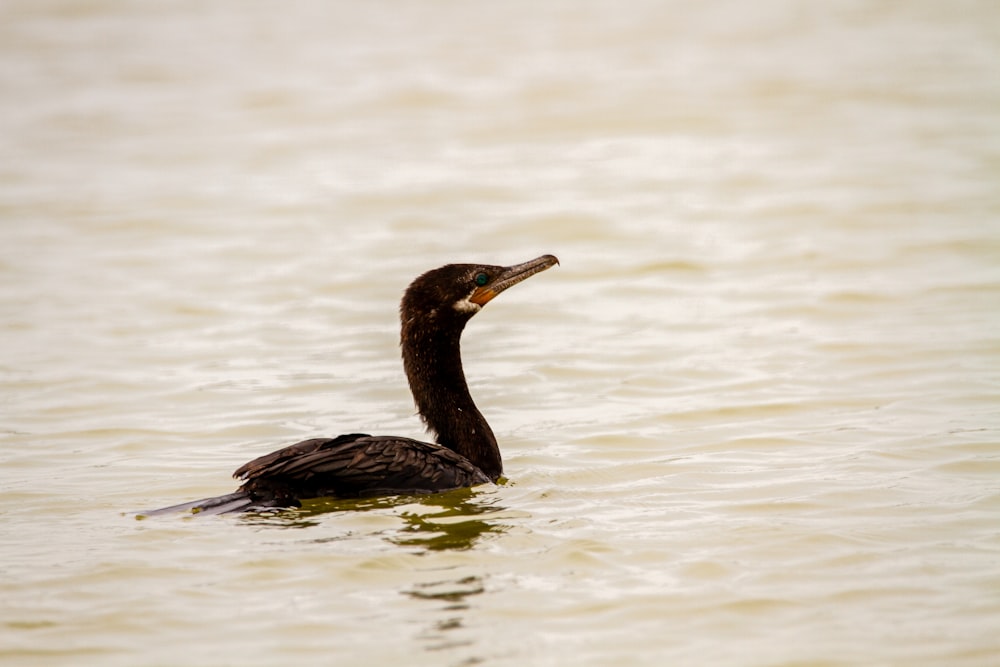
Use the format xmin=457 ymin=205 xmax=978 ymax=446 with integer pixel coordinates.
xmin=401 ymin=254 xmax=559 ymax=327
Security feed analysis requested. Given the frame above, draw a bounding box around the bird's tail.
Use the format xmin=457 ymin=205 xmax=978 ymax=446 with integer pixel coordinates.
xmin=137 ymin=490 xmax=256 ymax=518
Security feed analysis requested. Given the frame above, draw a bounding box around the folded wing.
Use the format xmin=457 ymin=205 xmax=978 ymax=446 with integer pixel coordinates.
xmin=235 ymin=433 xmax=491 ymax=502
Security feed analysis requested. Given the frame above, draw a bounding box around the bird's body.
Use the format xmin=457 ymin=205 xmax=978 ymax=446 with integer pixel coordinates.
xmin=142 ymin=254 xmax=557 ymax=516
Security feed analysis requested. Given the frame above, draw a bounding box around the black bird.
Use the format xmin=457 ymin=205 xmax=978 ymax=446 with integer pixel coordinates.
xmin=142 ymin=254 xmax=558 ymax=516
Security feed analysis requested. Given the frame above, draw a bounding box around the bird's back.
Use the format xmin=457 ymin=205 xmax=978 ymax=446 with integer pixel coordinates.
xmin=235 ymin=433 xmax=491 ymax=502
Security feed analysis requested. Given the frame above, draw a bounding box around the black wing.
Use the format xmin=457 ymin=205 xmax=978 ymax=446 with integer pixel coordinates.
xmin=233 ymin=433 xmax=491 ymax=503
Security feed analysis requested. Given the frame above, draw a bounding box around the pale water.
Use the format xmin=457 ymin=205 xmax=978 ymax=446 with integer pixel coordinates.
xmin=1 ymin=1 xmax=999 ymax=665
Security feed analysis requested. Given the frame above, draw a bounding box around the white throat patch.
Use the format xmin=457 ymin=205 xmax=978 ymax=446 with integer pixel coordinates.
xmin=452 ymin=292 xmax=482 ymax=314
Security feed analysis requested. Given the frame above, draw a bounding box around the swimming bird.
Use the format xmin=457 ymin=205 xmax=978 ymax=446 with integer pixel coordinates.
xmin=142 ymin=254 xmax=558 ymax=516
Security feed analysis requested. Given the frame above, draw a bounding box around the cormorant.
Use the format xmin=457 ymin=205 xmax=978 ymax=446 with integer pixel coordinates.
xmin=142 ymin=254 xmax=558 ymax=516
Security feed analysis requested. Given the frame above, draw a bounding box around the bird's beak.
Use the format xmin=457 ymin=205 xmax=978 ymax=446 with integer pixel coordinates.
xmin=470 ymin=254 xmax=559 ymax=306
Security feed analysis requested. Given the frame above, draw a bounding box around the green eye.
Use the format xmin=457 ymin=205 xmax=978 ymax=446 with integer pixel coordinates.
xmin=474 ymin=272 xmax=489 ymax=287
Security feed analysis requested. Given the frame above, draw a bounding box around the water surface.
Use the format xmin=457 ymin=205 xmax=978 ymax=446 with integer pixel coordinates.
xmin=1 ymin=1 xmax=999 ymax=665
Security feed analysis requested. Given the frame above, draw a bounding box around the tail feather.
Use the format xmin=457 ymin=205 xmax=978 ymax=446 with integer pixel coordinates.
xmin=137 ymin=491 xmax=255 ymax=518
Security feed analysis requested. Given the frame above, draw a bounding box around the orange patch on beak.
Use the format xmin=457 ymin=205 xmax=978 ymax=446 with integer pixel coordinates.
xmin=469 ymin=286 xmax=498 ymax=306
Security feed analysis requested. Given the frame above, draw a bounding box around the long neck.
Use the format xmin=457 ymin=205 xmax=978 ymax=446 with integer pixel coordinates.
xmin=401 ymin=317 xmax=502 ymax=481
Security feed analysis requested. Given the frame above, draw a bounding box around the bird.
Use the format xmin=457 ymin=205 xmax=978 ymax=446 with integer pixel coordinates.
xmin=141 ymin=254 xmax=559 ymax=516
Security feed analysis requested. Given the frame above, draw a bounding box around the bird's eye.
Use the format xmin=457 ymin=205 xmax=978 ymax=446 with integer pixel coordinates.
xmin=474 ymin=272 xmax=489 ymax=287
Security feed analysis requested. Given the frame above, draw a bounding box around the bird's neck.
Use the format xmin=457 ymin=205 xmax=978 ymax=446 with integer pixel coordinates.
xmin=401 ymin=319 xmax=502 ymax=481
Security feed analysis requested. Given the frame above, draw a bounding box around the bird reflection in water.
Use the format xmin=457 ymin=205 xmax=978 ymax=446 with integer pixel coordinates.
xmin=235 ymin=486 xmax=510 ymax=553
xmin=235 ymin=487 xmax=502 ymax=660
xmin=390 ymin=487 xmax=508 ymax=552
xmin=394 ymin=491 xmax=496 ymax=657
xmin=408 ymin=574 xmax=485 ymax=654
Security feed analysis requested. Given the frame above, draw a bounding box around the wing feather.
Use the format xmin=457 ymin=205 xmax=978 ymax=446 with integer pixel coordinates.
xmin=233 ymin=433 xmax=490 ymax=501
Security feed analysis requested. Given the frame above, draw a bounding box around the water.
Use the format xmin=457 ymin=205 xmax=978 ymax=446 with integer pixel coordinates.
xmin=2 ymin=1 xmax=999 ymax=665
